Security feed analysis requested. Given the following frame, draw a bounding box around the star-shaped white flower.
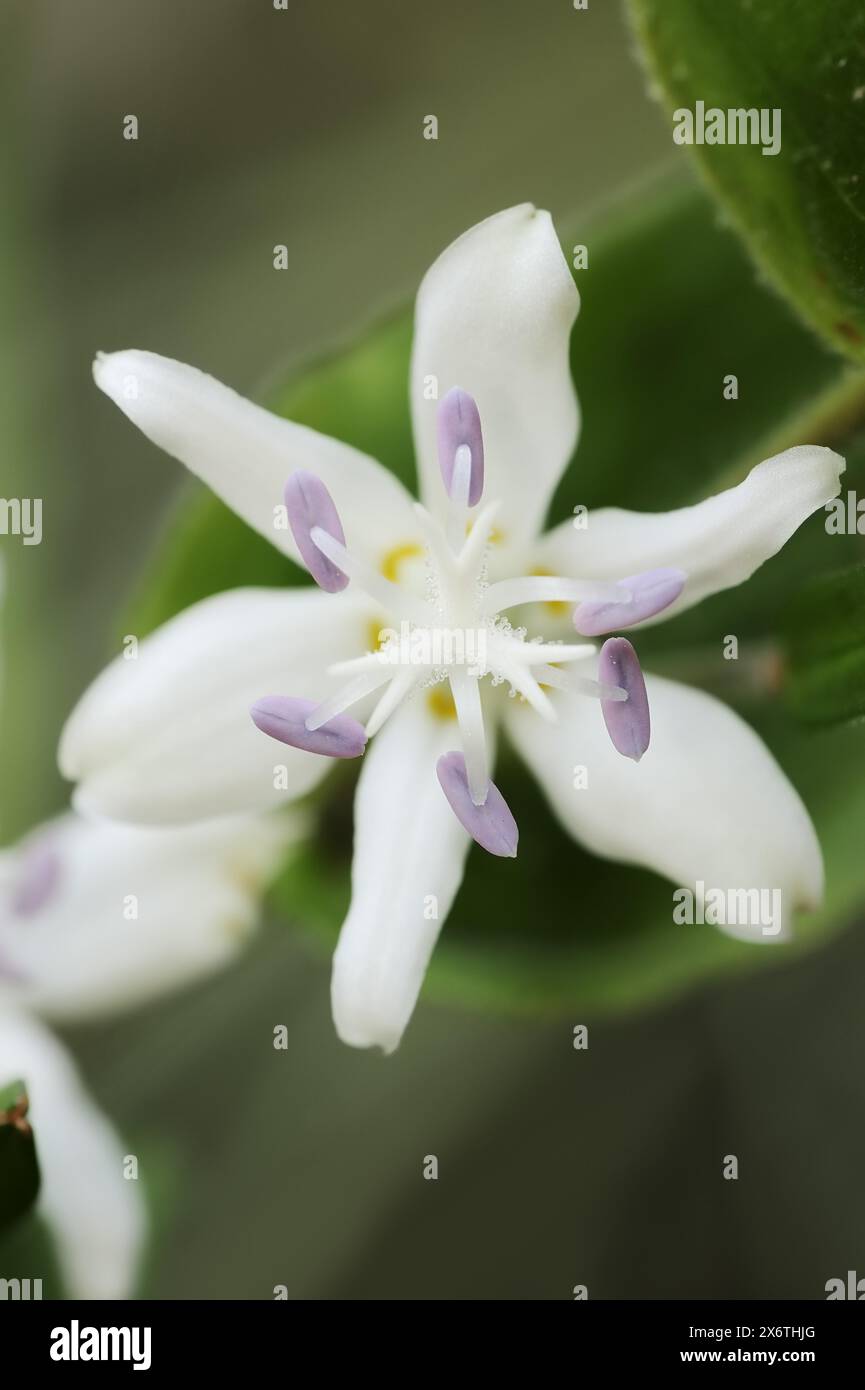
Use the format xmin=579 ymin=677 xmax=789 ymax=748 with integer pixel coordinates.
xmin=59 ymin=205 xmax=844 ymax=1053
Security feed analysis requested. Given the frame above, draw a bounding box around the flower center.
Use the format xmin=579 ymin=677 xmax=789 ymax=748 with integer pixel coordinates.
xmin=305 ymin=492 xmax=626 ymax=807
xmin=250 ymin=386 xmax=669 ymax=855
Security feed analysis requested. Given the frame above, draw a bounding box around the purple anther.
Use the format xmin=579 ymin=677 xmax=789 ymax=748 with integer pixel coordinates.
xmin=250 ymin=696 xmax=367 ymax=757
xmin=284 ymin=471 xmax=349 ymax=593
xmin=573 ymin=568 xmax=686 ymax=637
xmin=598 ymin=638 xmax=650 ymax=762
xmin=11 ymin=839 xmax=63 ymax=918
xmin=436 ymin=751 xmax=518 ymax=857
xmin=437 ymin=387 xmax=484 ymax=506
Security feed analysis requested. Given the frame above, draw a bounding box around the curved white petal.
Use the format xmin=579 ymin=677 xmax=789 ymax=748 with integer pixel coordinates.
xmin=59 ymin=586 xmax=373 ymax=824
xmin=505 ymin=675 xmax=822 ymax=943
xmin=410 ymin=205 xmax=580 ymax=560
xmin=93 ymin=350 xmax=422 ymax=570
xmin=534 ymin=446 xmax=845 ymax=623
xmin=0 ymin=1009 xmax=145 ymax=1298
xmin=331 ymin=694 xmax=472 ymax=1052
xmin=0 ymin=810 xmax=301 ymax=1021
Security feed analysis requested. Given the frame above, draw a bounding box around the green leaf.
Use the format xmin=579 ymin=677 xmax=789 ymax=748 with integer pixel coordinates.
xmin=0 ymin=1081 xmax=40 ymax=1235
xmin=785 ymin=561 xmax=865 ymax=725
xmin=629 ymin=0 xmax=865 ymax=361
xmin=126 ymin=175 xmax=865 ymax=1016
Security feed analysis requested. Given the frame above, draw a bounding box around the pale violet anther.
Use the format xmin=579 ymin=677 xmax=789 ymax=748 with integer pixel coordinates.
xmin=284 ymin=470 xmax=349 ymax=593
xmin=436 ymin=752 xmax=518 ymax=858
xmin=598 ymin=637 xmax=651 ymax=762
xmin=437 ymin=387 xmax=484 ymax=506
xmin=250 ymin=696 xmax=367 ymax=758
xmin=573 ymin=567 xmax=686 ymax=636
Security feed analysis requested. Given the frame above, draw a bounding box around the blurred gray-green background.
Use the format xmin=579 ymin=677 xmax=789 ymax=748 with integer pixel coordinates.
xmin=2 ymin=0 xmax=864 ymax=1298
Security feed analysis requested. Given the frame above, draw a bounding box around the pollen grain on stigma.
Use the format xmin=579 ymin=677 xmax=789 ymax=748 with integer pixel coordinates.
xmin=250 ymin=387 xmax=666 ymax=855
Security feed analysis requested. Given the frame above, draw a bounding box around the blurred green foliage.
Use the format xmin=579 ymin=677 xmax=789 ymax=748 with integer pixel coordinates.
xmin=786 ymin=562 xmax=865 ymax=724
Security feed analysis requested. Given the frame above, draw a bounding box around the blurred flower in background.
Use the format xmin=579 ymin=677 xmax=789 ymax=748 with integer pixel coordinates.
xmin=0 ymin=807 xmax=298 ymax=1294
xmin=0 ymin=548 xmax=300 ymax=1291
xmin=0 ymin=812 xmax=299 ymax=1023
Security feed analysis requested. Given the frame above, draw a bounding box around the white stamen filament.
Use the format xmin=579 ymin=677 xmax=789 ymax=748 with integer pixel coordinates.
xmin=446 ymin=444 xmax=472 ymax=552
xmin=497 ymin=662 xmax=557 ymax=722
xmin=304 ymin=669 xmax=392 ymax=732
xmin=328 ymin=651 xmax=394 ymax=677
xmin=457 ymin=500 xmax=501 ymax=574
xmin=481 ymin=575 xmax=631 ymax=615
xmin=412 ymin=503 xmax=458 ymax=611
xmin=495 ymin=638 xmax=597 ymax=667
xmin=310 ymin=527 xmax=428 ymax=625
xmin=449 ymin=667 xmax=489 ymax=805
xmin=536 ymin=664 xmax=627 ymax=702
xmin=365 ymin=668 xmax=420 ymax=737
xmin=412 ymin=502 xmax=450 ymax=557
xmin=572 ymin=676 xmax=628 ymax=701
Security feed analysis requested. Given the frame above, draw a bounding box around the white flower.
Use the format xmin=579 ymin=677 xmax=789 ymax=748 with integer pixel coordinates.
xmin=58 ymin=204 xmax=844 ymax=1053
xmin=0 ymin=810 xmax=298 ymax=1022
xmin=0 ymin=791 xmax=298 ymax=1295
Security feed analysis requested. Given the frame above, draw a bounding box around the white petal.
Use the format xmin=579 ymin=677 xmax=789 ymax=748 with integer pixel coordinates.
xmin=93 ymin=350 xmax=422 ymax=569
xmin=505 ymin=675 xmax=822 ymax=943
xmin=331 ymin=694 xmax=472 ymax=1052
xmin=534 ymin=446 xmax=845 ymax=622
xmin=0 ymin=1009 xmax=145 ymax=1298
xmin=410 ymin=205 xmax=580 ymax=559
xmin=0 ymin=810 xmax=300 ymax=1021
xmin=59 ymin=586 xmax=373 ymax=824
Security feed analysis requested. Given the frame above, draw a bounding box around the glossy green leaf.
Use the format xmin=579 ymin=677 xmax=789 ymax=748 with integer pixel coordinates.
xmin=785 ymin=561 xmax=865 ymax=725
xmin=126 ymin=175 xmax=865 ymax=1016
xmin=629 ymin=0 xmax=865 ymax=361
xmin=0 ymin=1080 xmax=40 ymax=1235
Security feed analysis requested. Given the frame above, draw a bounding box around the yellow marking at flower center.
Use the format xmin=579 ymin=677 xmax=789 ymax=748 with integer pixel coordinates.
xmin=380 ymin=541 xmax=424 ymax=582
xmin=532 ymin=566 xmax=569 ymax=617
xmin=367 ymin=619 xmax=390 ymax=653
xmin=466 ymin=520 xmax=505 ymax=544
xmin=427 ymin=685 xmax=457 ymax=721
